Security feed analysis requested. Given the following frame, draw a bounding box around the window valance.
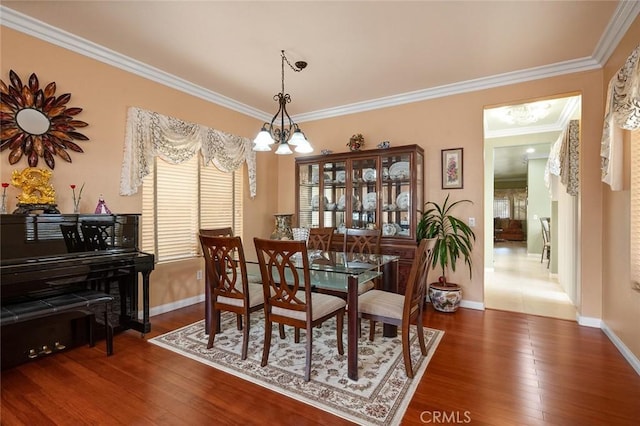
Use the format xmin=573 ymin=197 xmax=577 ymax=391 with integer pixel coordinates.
xmin=601 ymin=44 xmax=640 ymax=191
xmin=120 ymin=107 xmax=256 ymax=197
xmin=545 ymin=119 xmax=580 ymax=196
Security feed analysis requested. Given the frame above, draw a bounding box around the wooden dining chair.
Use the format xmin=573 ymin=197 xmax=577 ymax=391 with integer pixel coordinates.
xmin=343 ymin=228 xmax=382 ymax=294
xmin=540 ymin=217 xmax=551 ymax=269
xmin=253 ymin=237 xmax=346 ymax=381
xmin=199 ymin=235 xmax=264 ymax=360
xmin=199 ymin=227 xmax=233 ymax=237
xmin=60 ymin=224 xmax=85 ymax=252
xmin=357 ymin=237 xmax=437 ymax=378
xmin=80 ymin=223 xmax=109 ymax=251
xmin=342 ymin=228 xmax=382 ymax=256
xmin=307 ymin=227 xmax=335 ymax=251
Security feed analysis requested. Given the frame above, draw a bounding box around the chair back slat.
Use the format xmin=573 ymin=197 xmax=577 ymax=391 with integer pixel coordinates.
xmin=199 ymin=227 xmax=234 ymax=237
xmin=307 ymin=227 xmax=335 ymax=251
xmin=343 ymin=228 xmax=381 ymax=255
xmin=403 ymin=238 xmax=437 ymax=319
xmin=254 ymin=238 xmax=311 ymax=315
xmin=199 ymin=235 xmax=248 ymax=303
xmin=60 ymin=224 xmax=85 ymax=252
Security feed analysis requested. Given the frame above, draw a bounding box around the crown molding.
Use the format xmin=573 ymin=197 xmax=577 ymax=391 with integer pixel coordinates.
xmin=0 ymin=6 xmax=268 ymax=121
xmin=294 ymin=57 xmax=600 ymax=123
xmin=592 ymin=0 xmax=640 ymax=64
xmin=1 ymin=1 xmax=636 ymax=123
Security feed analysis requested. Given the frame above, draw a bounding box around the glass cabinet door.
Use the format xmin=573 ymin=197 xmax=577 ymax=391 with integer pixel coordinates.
xmin=296 ymin=145 xmax=423 ymax=242
xmin=298 ymin=163 xmax=319 ymax=228
xmin=350 ymin=157 xmax=379 ymax=230
xmin=380 ymin=152 xmax=412 ymax=238
xmin=322 ymin=160 xmax=346 ymax=229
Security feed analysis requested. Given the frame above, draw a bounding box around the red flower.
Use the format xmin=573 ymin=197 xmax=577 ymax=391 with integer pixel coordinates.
xmin=1 ymin=183 xmax=8 ymax=188
xmin=70 ymin=184 xmax=76 ymax=189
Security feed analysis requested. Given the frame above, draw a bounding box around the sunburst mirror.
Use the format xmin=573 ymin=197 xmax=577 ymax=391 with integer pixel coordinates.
xmin=0 ymin=70 xmax=89 ymax=169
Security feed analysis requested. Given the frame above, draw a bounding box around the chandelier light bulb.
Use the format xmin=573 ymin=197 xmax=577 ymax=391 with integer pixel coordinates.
xmin=294 ymin=139 xmax=313 ymax=154
xmin=275 ymin=142 xmax=293 ymax=155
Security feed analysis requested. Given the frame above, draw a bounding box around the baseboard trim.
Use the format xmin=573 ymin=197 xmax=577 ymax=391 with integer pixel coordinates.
xmin=577 ymin=315 xmax=602 ymax=328
xmin=460 ymin=300 xmax=485 ymax=310
xmin=424 ymin=296 xmax=485 ymax=311
xmin=148 ymin=294 xmax=205 ymax=318
xmin=601 ymin=321 xmax=640 ymax=376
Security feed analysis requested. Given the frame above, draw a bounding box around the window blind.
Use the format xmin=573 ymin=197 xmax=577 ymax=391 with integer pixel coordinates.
xmin=493 ymin=198 xmax=510 ymax=219
xmin=200 ymin=159 xmax=244 ymax=237
xmin=141 ymin=156 xmax=243 ymax=263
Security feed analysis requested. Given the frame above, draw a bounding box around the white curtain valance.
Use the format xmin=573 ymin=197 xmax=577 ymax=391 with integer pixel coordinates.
xmin=601 ymin=44 xmax=640 ymax=191
xmin=544 ymin=119 xmax=579 ymax=196
xmin=120 ymin=107 xmax=256 ymax=197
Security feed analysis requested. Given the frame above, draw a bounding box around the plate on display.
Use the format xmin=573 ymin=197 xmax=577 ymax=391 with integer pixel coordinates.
xmin=396 ymin=192 xmax=410 ymax=210
xmin=338 ymin=194 xmax=361 ymax=211
xmin=312 ymin=172 xmax=330 ymax=184
xmin=311 ymin=195 xmax=328 ymax=210
xmin=363 ymin=192 xmax=377 ymax=211
xmin=362 ymin=168 xmax=377 ymax=182
xmin=382 ymin=223 xmax=397 ymax=236
xmin=336 ymin=171 xmax=346 ymax=183
xmin=389 ymin=161 xmax=410 ymax=179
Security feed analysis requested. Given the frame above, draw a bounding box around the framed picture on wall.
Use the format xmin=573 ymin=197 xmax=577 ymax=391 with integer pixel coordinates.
xmin=441 ymin=148 xmax=463 ymax=189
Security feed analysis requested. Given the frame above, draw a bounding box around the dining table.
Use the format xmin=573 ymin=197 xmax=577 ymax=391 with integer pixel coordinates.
xmin=245 ymin=249 xmax=399 ymax=381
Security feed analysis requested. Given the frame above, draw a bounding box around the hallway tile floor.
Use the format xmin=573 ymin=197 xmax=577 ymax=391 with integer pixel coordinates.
xmin=485 ymin=241 xmax=577 ymax=321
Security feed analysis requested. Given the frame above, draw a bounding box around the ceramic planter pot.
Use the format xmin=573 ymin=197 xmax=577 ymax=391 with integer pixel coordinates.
xmin=428 ymin=282 xmax=462 ymax=312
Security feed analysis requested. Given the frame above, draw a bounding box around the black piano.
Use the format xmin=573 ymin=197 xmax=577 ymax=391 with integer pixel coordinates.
xmin=1 ymin=214 xmax=154 ymax=369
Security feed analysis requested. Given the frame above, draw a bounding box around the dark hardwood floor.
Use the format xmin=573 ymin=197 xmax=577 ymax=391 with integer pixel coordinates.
xmin=2 ymin=303 xmax=639 ymax=425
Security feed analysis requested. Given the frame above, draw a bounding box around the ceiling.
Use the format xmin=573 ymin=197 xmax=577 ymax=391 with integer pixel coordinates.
xmin=1 ymin=1 xmax=636 ymax=179
xmin=487 ymin=95 xmax=582 ymax=182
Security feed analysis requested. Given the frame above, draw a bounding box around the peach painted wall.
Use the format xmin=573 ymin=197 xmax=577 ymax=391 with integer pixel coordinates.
xmin=280 ymin=70 xmax=605 ymax=311
xmin=0 ymin=27 xmax=278 ymax=310
xmin=3 ymin=17 xmax=640 ymax=362
xmin=600 ymin=17 xmax=640 ymax=359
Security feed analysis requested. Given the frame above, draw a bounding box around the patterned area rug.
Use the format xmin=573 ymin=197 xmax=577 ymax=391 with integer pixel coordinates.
xmin=149 ymin=312 xmax=443 ymax=426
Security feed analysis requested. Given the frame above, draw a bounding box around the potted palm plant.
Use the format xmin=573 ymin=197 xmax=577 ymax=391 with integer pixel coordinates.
xmin=417 ymin=194 xmax=476 ymax=312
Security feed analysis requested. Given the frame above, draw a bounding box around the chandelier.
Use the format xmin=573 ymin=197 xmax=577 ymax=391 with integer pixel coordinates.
xmin=493 ymin=101 xmax=552 ymax=125
xmin=253 ymin=50 xmax=313 ymax=155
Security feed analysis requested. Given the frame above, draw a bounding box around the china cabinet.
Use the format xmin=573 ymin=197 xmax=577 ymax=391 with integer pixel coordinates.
xmin=295 ymin=144 xmax=424 ymax=293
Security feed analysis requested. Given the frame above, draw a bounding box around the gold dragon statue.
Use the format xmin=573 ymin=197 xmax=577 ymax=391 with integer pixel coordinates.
xmin=11 ymin=167 xmax=57 ymax=205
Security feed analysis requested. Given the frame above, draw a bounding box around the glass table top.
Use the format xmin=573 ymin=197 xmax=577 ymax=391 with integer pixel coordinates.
xmin=245 ymin=250 xmax=399 ymax=293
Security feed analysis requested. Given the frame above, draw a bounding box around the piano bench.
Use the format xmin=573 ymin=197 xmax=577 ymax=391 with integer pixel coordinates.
xmin=0 ymin=290 xmax=115 ymax=357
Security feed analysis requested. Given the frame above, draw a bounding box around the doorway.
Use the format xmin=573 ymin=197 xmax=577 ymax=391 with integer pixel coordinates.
xmin=483 ymin=95 xmax=580 ymax=320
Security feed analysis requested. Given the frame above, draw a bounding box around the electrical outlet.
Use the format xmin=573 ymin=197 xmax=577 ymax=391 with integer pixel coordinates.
xmin=469 ymin=217 xmax=476 ymax=227
xmin=196 ymin=270 xmax=203 ymax=280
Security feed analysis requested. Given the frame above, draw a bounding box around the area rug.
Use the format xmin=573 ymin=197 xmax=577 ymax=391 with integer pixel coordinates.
xmin=149 ymin=312 xmax=443 ymax=426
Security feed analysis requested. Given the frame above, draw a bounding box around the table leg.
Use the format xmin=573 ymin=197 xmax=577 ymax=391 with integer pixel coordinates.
xmin=382 ymin=259 xmax=399 ymax=337
xmin=141 ymin=270 xmax=151 ymax=335
xmin=204 ymin=273 xmax=211 ymax=335
xmin=347 ymin=275 xmax=358 ymax=381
